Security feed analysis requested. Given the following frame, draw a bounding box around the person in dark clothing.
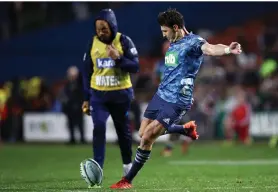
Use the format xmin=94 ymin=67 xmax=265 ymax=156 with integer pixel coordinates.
xmin=81 ymin=9 xmax=139 ymax=182
xmin=62 ymin=66 xmax=85 ymax=144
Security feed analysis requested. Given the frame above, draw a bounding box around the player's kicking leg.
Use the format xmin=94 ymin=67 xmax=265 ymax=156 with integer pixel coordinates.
xmin=110 ymin=94 xmax=198 ymax=189
xmin=162 ymin=116 xmax=194 ymax=156
xmin=110 ymin=121 xmax=198 ymax=189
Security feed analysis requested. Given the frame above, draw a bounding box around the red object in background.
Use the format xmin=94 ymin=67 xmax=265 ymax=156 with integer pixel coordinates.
xmin=231 ymin=103 xmax=251 ymax=142
xmin=0 ymin=104 xmax=8 ymax=126
xmin=0 ymin=104 xmax=6 ymax=145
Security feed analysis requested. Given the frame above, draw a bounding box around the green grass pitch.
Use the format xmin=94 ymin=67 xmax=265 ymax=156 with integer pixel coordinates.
xmin=0 ymin=142 xmax=277 ymax=192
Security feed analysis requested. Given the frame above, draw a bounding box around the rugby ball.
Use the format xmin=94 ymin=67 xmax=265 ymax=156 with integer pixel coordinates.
xmin=80 ymin=158 xmax=103 ymax=187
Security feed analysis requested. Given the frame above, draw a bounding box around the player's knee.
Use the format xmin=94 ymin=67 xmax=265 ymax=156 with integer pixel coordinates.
xmin=141 ymin=128 xmax=155 ymax=146
xmin=142 ymin=121 xmax=162 ymax=141
xmin=141 ymin=134 xmax=154 ymax=147
xmin=152 ymin=120 xmax=162 ymax=128
xmin=139 ymin=129 xmax=144 ymax=138
xmin=138 ymin=119 xmax=153 ymax=138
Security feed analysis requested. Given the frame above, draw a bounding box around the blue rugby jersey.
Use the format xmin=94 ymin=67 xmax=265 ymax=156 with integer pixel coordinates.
xmin=157 ymin=33 xmax=206 ymax=107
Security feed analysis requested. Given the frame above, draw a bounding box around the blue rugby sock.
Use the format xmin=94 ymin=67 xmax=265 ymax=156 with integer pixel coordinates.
xmin=125 ymin=148 xmax=151 ymax=182
xmin=164 ymin=124 xmax=186 ymax=135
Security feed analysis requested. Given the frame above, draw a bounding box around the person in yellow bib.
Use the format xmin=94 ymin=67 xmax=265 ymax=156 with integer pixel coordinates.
xmin=81 ymin=9 xmax=139 ymax=178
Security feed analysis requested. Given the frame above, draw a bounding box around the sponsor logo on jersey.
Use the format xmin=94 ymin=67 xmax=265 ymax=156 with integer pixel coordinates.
xmin=96 ymin=58 xmax=115 ymax=68
xmin=165 ymin=51 xmax=178 ymax=67
xmin=180 ymin=78 xmax=194 ymax=85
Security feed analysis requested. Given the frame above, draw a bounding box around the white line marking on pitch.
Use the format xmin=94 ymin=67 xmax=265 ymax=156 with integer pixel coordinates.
xmin=144 ymin=186 xmax=278 ymax=191
xmin=62 ymin=185 xmax=278 ymax=191
xmin=205 ymin=185 xmax=278 ymax=190
xmin=169 ymin=159 xmax=278 ymax=165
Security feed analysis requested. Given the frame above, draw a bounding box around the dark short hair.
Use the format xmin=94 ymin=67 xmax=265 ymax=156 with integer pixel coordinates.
xmin=157 ymin=8 xmax=184 ymax=29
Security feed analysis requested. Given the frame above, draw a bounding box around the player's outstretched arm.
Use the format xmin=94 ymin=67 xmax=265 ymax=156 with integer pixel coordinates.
xmin=201 ymin=42 xmax=242 ymax=56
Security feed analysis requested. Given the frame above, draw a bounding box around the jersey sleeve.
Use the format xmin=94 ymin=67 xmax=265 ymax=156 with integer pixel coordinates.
xmin=81 ymin=39 xmax=94 ymax=101
xmin=116 ymin=34 xmax=139 ymax=73
xmin=190 ymin=35 xmax=206 ymax=56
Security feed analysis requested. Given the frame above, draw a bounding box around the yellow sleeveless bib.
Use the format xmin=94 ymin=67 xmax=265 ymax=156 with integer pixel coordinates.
xmin=90 ymin=33 xmax=132 ymax=91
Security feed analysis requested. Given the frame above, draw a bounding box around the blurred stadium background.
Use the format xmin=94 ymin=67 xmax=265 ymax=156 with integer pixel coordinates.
xmin=1 ymin=1 xmax=278 ymax=144
xmin=1 ymin=2 xmax=278 ymax=191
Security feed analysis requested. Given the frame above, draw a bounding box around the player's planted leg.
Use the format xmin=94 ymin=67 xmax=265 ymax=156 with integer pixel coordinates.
xmin=110 ymin=120 xmax=165 ymax=189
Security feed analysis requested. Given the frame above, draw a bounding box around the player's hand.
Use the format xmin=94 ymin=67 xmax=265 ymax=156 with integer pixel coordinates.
xmin=229 ymin=42 xmax=242 ymax=55
xmin=106 ymin=44 xmax=120 ymax=60
xmin=82 ymin=101 xmax=90 ymax=116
